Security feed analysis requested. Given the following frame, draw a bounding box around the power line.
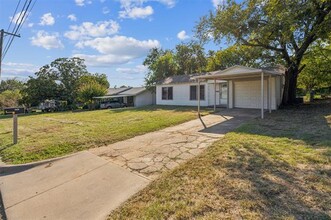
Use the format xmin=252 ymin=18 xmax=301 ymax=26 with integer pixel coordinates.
xmin=6 ymin=0 xmax=22 ymax=34
xmin=0 ymin=0 xmax=36 ymax=81
xmin=2 ymin=0 xmax=36 ymax=61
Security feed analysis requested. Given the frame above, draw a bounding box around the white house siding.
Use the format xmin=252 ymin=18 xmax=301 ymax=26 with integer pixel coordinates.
xmin=233 ymin=78 xmax=277 ymax=110
xmin=134 ymin=90 xmax=155 ymax=107
xmin=228 ymin=80 xmax=234 ymax=108
xmin=156 ymin=83 xmax=209 ymax=106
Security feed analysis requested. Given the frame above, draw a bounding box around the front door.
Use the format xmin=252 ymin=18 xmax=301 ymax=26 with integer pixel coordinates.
xmin=219 ymin=83 xmax=227 ymax=105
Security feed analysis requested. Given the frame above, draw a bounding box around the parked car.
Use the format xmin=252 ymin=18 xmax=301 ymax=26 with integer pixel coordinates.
xmin=101 ymin=100 xmax=127 ymax=109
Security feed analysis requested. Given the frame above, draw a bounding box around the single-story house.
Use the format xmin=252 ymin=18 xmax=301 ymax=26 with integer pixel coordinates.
xmin=94 ymin=87 xmax=155 ymax=108
xmin=156 ymin=65 xmax=285 ymax=118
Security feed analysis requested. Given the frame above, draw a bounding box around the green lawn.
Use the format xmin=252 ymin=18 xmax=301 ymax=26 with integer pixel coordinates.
xmin=109 ymin=100 xmax=331 ymax=219
xmin=0 ymin=106 xmax=209 ymax=164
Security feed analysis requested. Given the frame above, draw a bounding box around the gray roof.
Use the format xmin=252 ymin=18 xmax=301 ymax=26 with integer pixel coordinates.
xmin=107 ymin=87 xmax=131 ymax=95
xmin=104 ymin=87 xmax=147 ymax=97
xmin=157 ymin=72 xmax=218 ymax=85
xmin=120 ymin=87 xmax=146 ymax=96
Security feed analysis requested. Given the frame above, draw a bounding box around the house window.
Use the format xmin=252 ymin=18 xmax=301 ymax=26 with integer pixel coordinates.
xmin=162 ymin=87 xmax=173 ymax=100
xmin=190 ymin=85 xmax=205 ymax=100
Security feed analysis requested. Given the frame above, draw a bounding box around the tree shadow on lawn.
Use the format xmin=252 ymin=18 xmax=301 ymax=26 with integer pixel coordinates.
xmin=213 ymin=144 xmax=331 ymax=219
xmin=236 ymin=100 xmax=331 ymax=152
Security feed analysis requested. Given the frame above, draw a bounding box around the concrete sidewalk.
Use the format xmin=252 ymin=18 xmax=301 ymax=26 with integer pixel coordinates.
xmin=0 ymin=151 xmax=149 ymax=220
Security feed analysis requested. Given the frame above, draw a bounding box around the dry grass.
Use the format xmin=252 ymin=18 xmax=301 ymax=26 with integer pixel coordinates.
xmin=0 ymin=106 xmax=210 ymax=164
xmin=109 ymin=100 xmax=331 ymax=220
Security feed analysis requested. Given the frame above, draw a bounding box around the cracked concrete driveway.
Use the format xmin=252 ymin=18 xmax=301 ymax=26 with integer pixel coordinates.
xmin=90 ymin=109 xmax=260 ymax=179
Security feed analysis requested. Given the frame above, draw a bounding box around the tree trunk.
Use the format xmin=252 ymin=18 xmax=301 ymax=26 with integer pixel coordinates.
xmin=282 ymin=65 xmax=299 ymax=105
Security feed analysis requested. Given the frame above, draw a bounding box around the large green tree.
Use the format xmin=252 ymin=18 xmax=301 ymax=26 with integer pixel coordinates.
xmin=77 ymin=73 xmax=109 ymax=109
xmin=298 ymin=40 xmax=331 ymax=93
xmin=23 ymin=57 xmax=90 ymax=106
xmin=0 ymin=90 xmax=22 ymax=110
xmin=205 ymin=44 xmax=276 ymax=71
xmin=144 ymin=48 xmax=178 ymax=89
xmin=0 ymin=78 xmax=24 ymax=93
xmin=144 ymin=43 xmax=207 ymax=88
xmin=35 ymin=57 xmax=89 ymax=105
xmin=196 ymin=0 xmax=331 ymax=105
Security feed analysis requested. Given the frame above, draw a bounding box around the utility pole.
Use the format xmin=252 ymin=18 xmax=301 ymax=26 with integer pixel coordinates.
xmin=0 ymin=29 xmax=21 ymax=81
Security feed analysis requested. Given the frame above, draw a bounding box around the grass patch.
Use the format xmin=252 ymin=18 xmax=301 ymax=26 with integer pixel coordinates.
xmin=0 ymin=106 xmax=210 ymax=164
xmin=109 ymin=100 xmax=331 ymax=219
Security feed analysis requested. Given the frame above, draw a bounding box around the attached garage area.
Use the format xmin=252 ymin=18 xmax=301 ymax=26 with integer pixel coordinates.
xmin=196 ymin=65 xmax=284 ymax=119
xmin=234 ymin=80 xmax=268 ymax=109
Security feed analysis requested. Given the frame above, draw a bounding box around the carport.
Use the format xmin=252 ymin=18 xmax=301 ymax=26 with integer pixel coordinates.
xmin=195 ymin=66 xmax=284 ymax=119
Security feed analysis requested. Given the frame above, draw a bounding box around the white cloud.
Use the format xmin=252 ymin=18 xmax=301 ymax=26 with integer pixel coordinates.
xmin=2 ymin=62 xmax=38 ymax=77
xmin=102 ymin=7 xmax=110 ymax=14
xmin=119 ymin=6 xmax=153 ymax=19
xmin=10 ymin=11 xmax=30 ymax=24
xmin=31 ymin=31 xmax=64 ymax=50
xmin=74 ymin=36 xmax=160 ymax=66
xmin=27 ymin=23 xmax=34 ymax=27
xmin=39 ymin=13 xmax=55 ymax=26
xmin=67 ymin=14 xmax=77 ymax=21
xmin=75 ymin=0 xmax=92 ymax=6
xmin=118 ymin=0 xmax=175 ymax=19
xmin=64 ymin=20 xmax=120 ymax=40
xmin=212 ymin=0 xmax=226 ymax=8
xmin=116 ymin=65 xmax=147 ymax=74
xmin=75 ymin=0 xmax=85 ymax=6
xmin=177 ymin=30 xmax=190 ymax=40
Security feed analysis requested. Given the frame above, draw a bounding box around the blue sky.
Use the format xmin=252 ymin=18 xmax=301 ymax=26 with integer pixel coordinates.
xmin=0 ymin=0 xmax=224 ymax=87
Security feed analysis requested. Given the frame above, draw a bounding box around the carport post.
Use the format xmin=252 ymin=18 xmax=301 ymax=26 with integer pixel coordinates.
xmin=269 ymin=75 xmax=272 ymax=113
xmin=261 ymin=71 xmax=264 ymax=119
xmin=214 ymin=78 xmax=216 ymax=112
xmin=198 ymin=79 xmax=201 ymax=117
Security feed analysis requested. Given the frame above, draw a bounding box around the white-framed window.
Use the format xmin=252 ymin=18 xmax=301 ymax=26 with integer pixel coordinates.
xmin=162 ymin=87 xmax=173 ymax=100
xmin=190 ymin=85 xmax=205 ymax=100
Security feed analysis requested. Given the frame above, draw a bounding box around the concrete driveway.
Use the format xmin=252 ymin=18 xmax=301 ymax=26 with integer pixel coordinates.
xmin=0 ymin=109 xmax=259 ymax=220
xmin=89 ymin=109 xmax=260 ymax=179
xmin=0 ymin=151 xmax=149 ymax=220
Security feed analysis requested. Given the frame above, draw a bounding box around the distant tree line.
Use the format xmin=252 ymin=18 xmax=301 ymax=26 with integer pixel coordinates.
xmin=0 ymin=57 xmax=109 ymax=111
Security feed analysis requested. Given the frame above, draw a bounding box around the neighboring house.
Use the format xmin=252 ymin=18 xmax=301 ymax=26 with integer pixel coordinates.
xmin=156 ymin=65 xmax=285 ymax=118
xmin=94 ymin=87 xmax=155 ymax=108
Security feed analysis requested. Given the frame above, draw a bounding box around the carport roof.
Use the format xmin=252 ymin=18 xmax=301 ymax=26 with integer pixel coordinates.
xmin=195 ymin=65 xmax=285 ymax=80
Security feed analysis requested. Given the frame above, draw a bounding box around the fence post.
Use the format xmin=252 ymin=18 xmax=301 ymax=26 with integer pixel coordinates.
xmin=13 ymin=112 xmax=18 ymax=144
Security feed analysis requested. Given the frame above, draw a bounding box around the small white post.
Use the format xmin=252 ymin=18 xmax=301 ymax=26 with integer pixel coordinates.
xmin=198 ymin=79 xmax=201 ymax=117
xmin=269 ymin=75 xmax=272 ymax=113
xmin=214 ymin=78 xmax=216 ymax=112
xmin=261 ymin=72 xmax=264 ymax=119
xmin=13 ymin=112 xmax=18 ymax=144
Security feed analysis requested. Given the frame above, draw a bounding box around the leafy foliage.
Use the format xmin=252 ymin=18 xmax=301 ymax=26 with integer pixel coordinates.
xmin=144 ymin=43 xmax=207 ymax=89
xmin=77 ymin=74 xmax=109 ymax=109
xmin=0 ymin=90 xmax=22 ymax=110
xmin=298 ymin=40 xmax=331 ymax=93
xmin=0 ymin=78 xmax=24 ymax=93
xmin=196 ymin=0 xmax=331 ymax=104
xmin=21 ymin=57 xmax=109 ymax=108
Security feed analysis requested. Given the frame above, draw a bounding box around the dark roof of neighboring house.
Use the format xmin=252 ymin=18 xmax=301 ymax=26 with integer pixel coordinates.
xmin=120 ymin=87 xmax=146 ymax=96
xmin=105 ymin=87 xmax=147 ymax=96
xmin=107 ymin=87 xmax=131 ymax=95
